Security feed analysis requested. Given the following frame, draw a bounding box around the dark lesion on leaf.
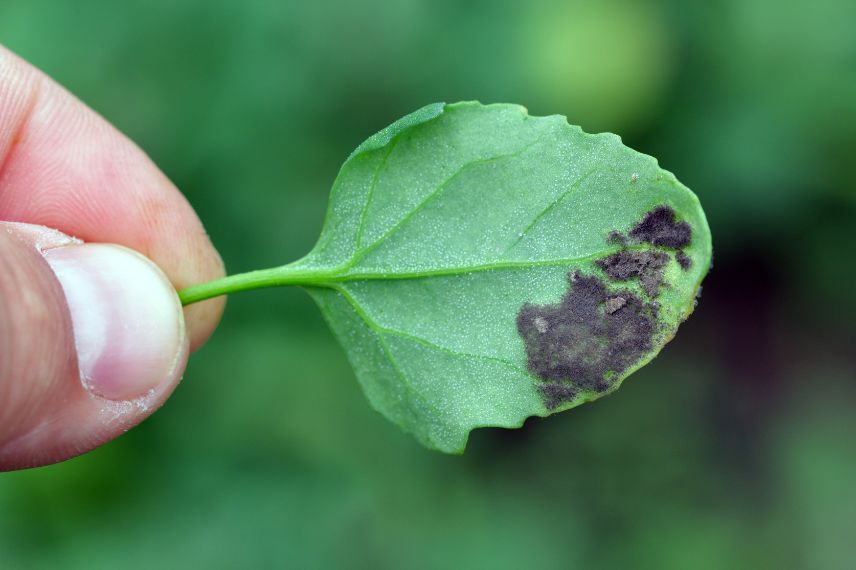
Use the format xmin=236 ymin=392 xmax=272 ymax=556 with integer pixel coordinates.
xmin=603 ymin=205 xmax=696 ymax=295
xmin=516 ymin=272 xmax=658 ymax=410
xmin=606 ymin=230 xmax=628 ymax=247
xmin=596 ymin=250 xmax=669 ymax=297
xmin=628 ymin=205 xmax=692 ymax=248
xmin=517 ymin=205 xmax=695 ymax=410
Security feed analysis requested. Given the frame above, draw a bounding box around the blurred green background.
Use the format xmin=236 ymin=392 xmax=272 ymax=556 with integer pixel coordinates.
xmin=2 ymin=0 xmax=855 ymax=568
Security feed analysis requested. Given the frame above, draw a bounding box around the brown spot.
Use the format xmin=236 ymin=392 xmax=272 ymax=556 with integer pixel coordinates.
xmin=517 ymin=273 xmax=658 ymax=409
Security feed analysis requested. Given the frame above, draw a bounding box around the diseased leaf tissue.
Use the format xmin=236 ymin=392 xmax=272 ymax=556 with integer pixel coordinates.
xmin=518 ymin=206 xmax=695 ymax=410
xmin=286 ymin=102 xmax=711 ymax=453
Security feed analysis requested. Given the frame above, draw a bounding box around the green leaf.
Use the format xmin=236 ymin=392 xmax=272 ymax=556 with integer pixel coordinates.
xmin=291 ymin=102 xmax=712 ymax=453
xmin=189 ymin=101 xmax=712 ymax=453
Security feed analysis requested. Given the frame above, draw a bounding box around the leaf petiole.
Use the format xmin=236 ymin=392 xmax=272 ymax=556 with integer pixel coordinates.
xmin=178 ymin=263 xmax=328 ymax=305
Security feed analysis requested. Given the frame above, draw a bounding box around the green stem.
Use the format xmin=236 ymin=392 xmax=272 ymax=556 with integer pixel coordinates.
xmin=178 ymin=246 xmax=641 ymax=305
xmin=178 ymin=263 xmax=331 ymax=305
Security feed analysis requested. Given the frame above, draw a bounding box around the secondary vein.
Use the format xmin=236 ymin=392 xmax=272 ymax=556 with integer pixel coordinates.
xmin=350 ymin=308 xmax=530 ymax=376
xmin=348 ymin=139 xmax=543 ymax=267
xmin=335 ymin=285 xmax=447 ymax=424
xmin=500 ymin=167 xmax=598 ymax=257
xmin=354 ymin=137 xmax=400 ymax=249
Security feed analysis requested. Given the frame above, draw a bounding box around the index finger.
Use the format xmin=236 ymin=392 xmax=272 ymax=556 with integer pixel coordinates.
xmin=0 ymin=44 xmax=225 ymax=350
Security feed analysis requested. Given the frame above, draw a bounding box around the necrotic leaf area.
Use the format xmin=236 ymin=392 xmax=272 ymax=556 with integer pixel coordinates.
xmin=517 ymin=272 xmax=658 ymax=409
xmin=517 ymin=204 xmax=696 ymax=410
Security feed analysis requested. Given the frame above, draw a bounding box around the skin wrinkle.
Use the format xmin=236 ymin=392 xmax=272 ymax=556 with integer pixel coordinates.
xmin=0 ymin=44 xmax=225 ymax=351
xmin=0 ymin=231 xmax=75 ymax=444
xmin=0 ymin=61 xmax=41 ymax=186
xmin=0 ymin=229 xmax=189 ymax=470
xmin=0 ymin=251 xmax=12 ymax=414
xmin=0 ymin=44 xmax=218 ymax=468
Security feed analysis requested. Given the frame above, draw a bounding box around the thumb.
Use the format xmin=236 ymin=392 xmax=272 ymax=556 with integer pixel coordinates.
xmin=0 ymin=222 xmax=188 ymax=471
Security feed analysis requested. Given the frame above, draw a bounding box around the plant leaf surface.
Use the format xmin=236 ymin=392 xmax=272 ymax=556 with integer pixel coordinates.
xmin=293 ymin=102 xmax=711 ymax=453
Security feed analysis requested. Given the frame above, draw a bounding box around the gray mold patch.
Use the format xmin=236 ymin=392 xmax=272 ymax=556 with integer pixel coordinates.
xmin=607 ymin=230 xmax=628 ymax=246
xmin=517 ymin=205 xmax=695 ymax=410
xmin=675 ymin=250 xmax=692 ymax=271
xmin=628 ymin=205 xmax=692 ymax=248
xmin=600 ymin=205 xmax=697 ymax=293
xmin=516 ymin=273 xmax=658 ymax=410
xmin=596 ymin=250 xmax=669 ymax=297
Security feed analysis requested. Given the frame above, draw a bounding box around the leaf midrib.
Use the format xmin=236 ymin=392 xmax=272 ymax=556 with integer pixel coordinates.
xmin=299 ymin=244 xmax=653 ymax=287
xmin=308 ymin=131 xmax=611 ymax=289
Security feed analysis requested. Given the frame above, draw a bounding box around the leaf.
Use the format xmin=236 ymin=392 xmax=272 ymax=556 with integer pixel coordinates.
xmin=291 ymin=102 xmax=711 ymax=453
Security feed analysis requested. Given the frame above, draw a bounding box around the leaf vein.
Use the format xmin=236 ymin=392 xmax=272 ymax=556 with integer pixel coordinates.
xmin=349 ymin=139 xmax=543 ymax=266
xmin=319 ymin=245 xmax=654 ymax=283
xmin=334 ymin=285 xmax=447 ymax=426
xmin=369 ymin=322 xmax=530 ymax=376
xmin=501 ymin=167 xmax=598 ymax=256
xmin=354 ymin=137 xmax=400 ymax=249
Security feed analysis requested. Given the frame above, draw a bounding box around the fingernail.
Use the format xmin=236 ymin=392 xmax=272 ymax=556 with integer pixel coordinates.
xmin=43 ymin=244 xmax=185 ymax=401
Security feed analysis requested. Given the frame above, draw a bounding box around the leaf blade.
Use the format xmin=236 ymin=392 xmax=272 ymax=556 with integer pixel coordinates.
xmin=300 ymin=102 xmax=712 ymax=452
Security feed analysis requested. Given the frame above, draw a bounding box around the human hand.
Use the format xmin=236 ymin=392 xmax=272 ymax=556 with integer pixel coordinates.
xmin=0 ymin=46 xmax=225 ymax=470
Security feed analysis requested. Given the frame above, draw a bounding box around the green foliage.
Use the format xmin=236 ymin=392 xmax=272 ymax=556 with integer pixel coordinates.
xmin=184 ymin=102 xmax=712 ymax=452
xmin=2 ymin=0 xmax=854 ymax=566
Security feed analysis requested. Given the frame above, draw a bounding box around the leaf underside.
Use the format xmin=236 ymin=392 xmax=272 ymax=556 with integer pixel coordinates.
xmin=294 ymin=102 xmax=711 ymax=453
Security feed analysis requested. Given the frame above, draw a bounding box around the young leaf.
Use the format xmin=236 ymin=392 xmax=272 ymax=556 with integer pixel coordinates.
xmin=182 ymin=102 xmax=712 ymax=453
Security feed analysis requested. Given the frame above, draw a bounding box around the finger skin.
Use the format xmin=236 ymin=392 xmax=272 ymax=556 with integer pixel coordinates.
xmin=0 ymin=44 xmax=225 ymax=350
xmin=0 ymin=225 xmax=188 ymax=470
xmin=0 ymin=45 xmax=223 ymax=469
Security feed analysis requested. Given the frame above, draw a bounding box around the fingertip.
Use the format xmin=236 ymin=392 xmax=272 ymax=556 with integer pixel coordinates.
xmin=184 ymin=296 xmax=226 ymax=352
xmin=1 ymin=44 xmax=228 ymax=353
xmin=0 ymin=224 xmax=191 ymax=470
xmin=43 ymin=243 xmax=188 ymax=401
